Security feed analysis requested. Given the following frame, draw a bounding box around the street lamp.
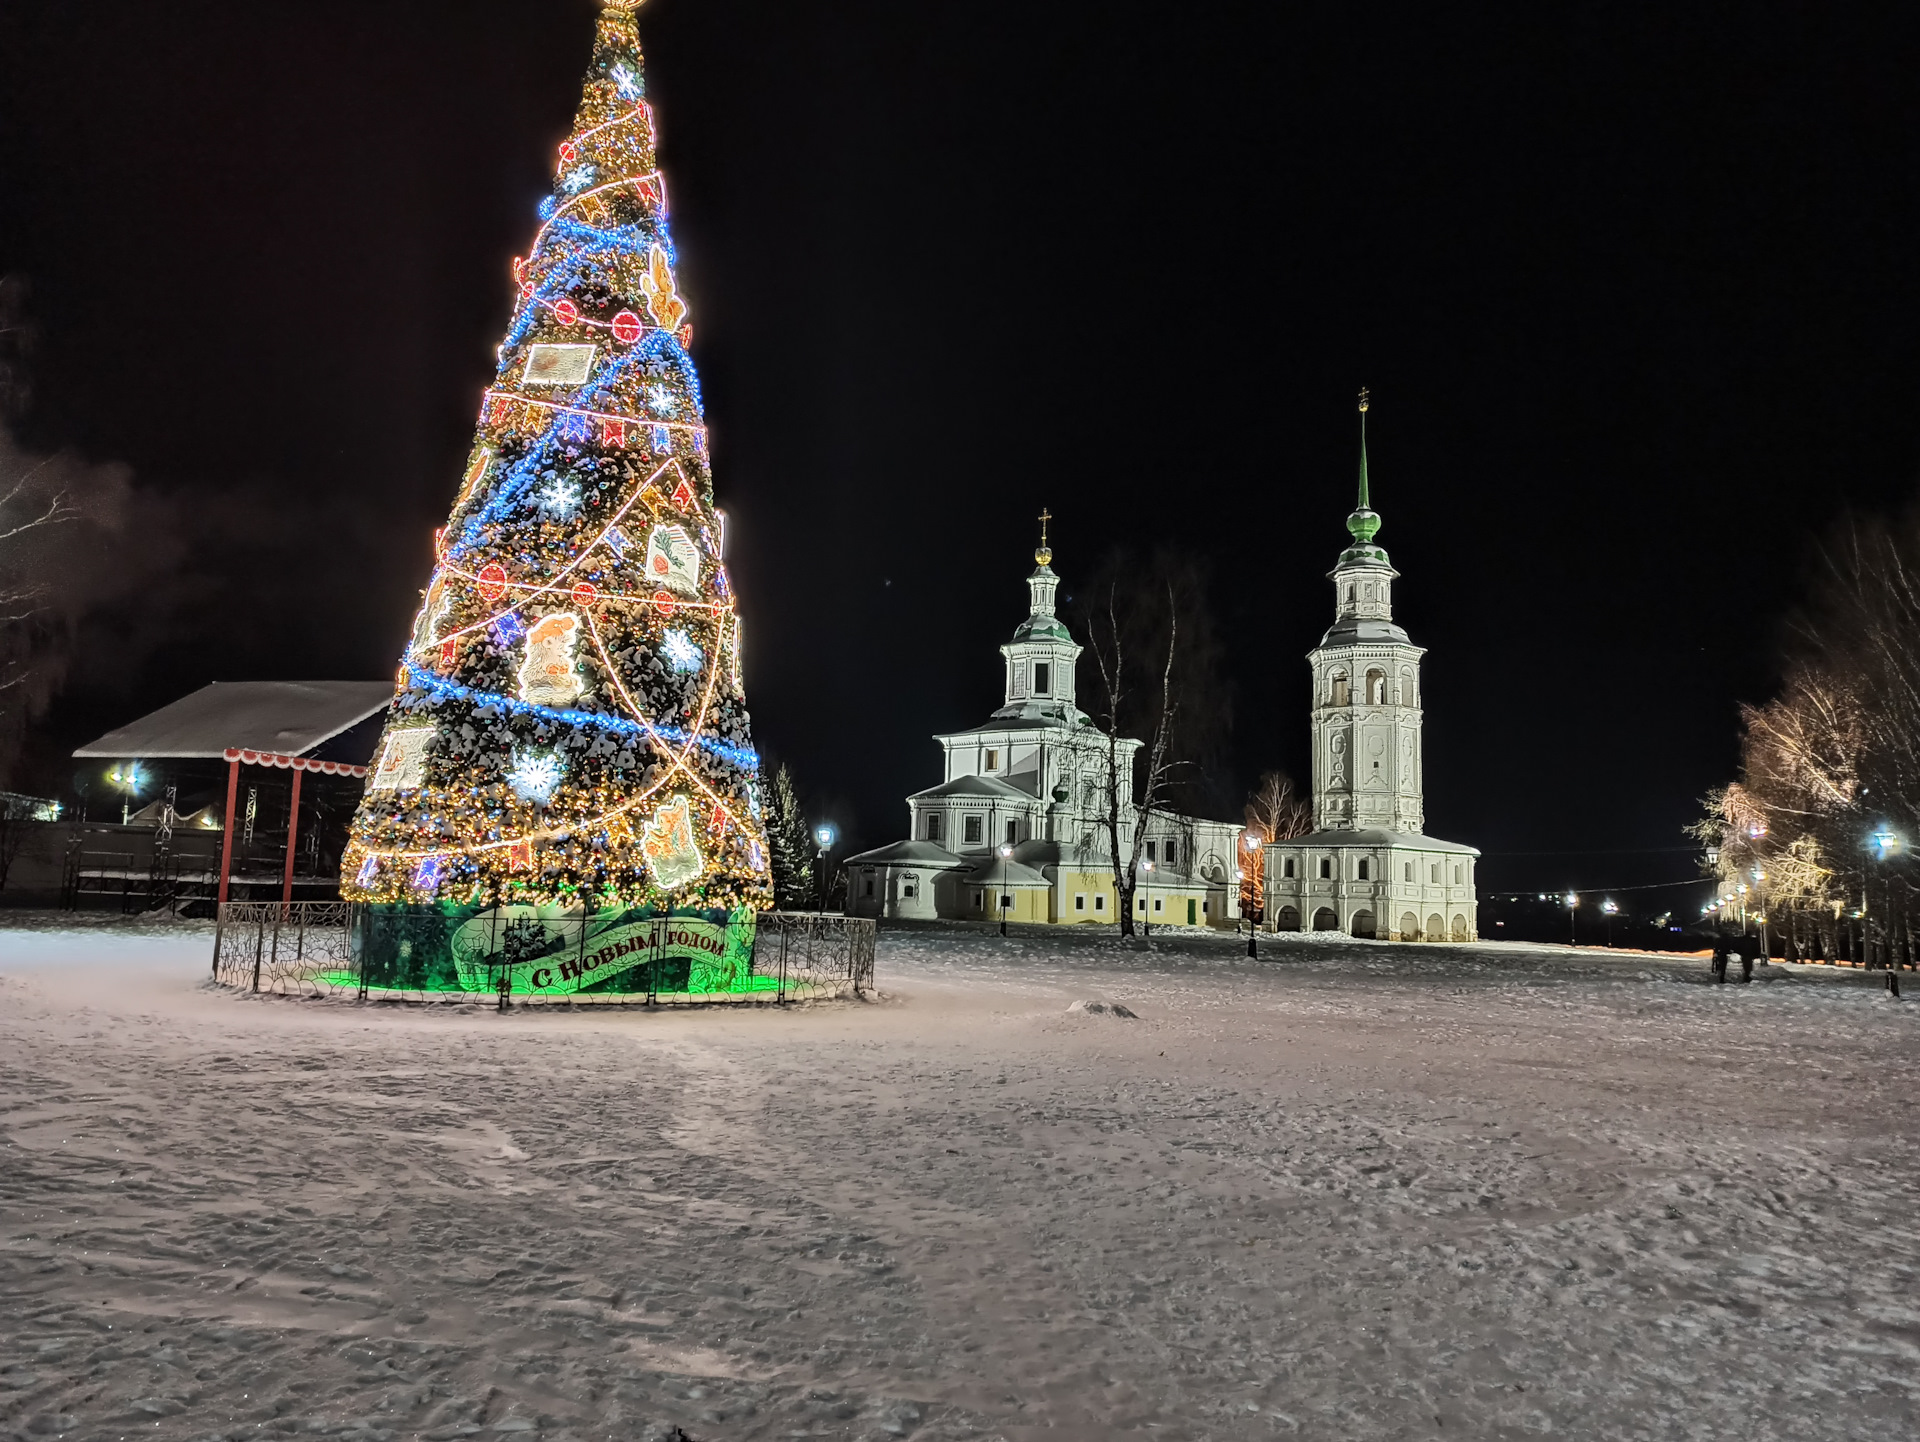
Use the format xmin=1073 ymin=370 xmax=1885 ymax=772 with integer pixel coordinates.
xmin=812 ymin=822 xmax=837 ymax=912
xmin=1601 ymin=898 xmax=1618 ymax=948
xmin=997 ymin=842 xmax=1013 ymax=935
xmin=1236 ymin=864 xmax=1256 ymax=956
xmin=1142 ymin=858 xmax=1155 ymax=938
xmin=1868 ymin=825 xmax=1905 ymax=969
xmin=107 ymin=761 xmax=144 ymax=826
xmin=1565 ymin=891 xmax=1579 ymax=946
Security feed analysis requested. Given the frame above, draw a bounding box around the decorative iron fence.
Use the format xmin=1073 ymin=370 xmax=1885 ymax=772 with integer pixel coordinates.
xmin=212 ymin=901 xmax=355 ymax=996
xmin=210 ymin=902 xmax=875 ymax=1006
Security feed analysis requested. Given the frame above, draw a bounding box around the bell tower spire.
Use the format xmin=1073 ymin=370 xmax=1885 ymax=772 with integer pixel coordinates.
xmin=1309 ymin=394 xmax=1425 ymax=833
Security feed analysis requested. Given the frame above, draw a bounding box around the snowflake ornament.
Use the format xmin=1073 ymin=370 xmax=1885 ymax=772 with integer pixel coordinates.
xmin=507 ymin=750 xmax=565 ymax=806
xmin=536 ymin=478 xmax=582 ymax=518
xmin=661 ymin=628 xmax=704 ymax=674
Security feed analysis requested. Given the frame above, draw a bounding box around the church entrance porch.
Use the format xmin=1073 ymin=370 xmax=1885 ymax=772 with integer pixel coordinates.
xmin=1312 ymin=907 xmax=1339 ymax=931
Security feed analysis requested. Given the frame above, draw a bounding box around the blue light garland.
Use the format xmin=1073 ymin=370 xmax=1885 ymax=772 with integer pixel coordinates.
xmin=404 ymin=665 xmax=760 ymax=772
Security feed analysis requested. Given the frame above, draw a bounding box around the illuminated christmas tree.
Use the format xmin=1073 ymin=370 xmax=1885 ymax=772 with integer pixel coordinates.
xmin=341 ymin=0 xmax=771 ymax=959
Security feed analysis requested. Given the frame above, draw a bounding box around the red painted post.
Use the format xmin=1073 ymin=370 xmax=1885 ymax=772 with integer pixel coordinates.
xmin=217 ymin=756 xmax=240 ymax=906
xmin=281 ymin=765 xmax=304 ymax=915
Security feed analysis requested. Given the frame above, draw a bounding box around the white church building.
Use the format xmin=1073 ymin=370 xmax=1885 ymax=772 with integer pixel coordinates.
xmin=842 ymin=533 xmax=1244 ymax=928
xmin=1262 ymin=397 xmax=1479 ymax=940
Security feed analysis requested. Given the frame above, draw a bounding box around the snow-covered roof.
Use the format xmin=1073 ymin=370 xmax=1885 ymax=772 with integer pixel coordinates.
xmin=938 ymin=711 xmax=1098 ymax=738
xmin=1272 ymin=827 xmax=1480 ymax=856
xmin=73 ymin=681 xmax=393 ymax=760
xmin=907 ymin=774 xmax=1035 ymax=802
xmin=962 ymin=854 xmax=1052 ymax=888
xmin=841 ymin=839 xmax=966 ymax=869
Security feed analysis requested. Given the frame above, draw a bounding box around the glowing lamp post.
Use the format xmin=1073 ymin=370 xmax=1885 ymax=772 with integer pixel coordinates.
xmin=1601 ymin=898 xmax=1618 ymax=948
xmin=1868 ymin=826 xmax=1905 ymax=971
xmin=1565 ymin=891 xmax=1579 ymax=946
xmin=998 ymin=842 xmax=1014 ymax=935
xmin=1142 ymin=859 xmax=1155 ymax=938
xmin=812 ymin=822 xmax=837 ymax=913
xmin=108 ymin=762 xmax=144 ymax=826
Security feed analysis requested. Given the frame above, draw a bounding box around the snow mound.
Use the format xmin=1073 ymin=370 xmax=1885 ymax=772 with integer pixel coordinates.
xmin=1066 ymin=998 xmax=1138 ymax=1017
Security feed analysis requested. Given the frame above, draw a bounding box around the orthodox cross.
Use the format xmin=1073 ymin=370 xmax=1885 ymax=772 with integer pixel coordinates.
xmin=1358 ymin=386 xmax=1370 ymax=413
xmin=1038 ymin=507 xmax=1052 ymax=550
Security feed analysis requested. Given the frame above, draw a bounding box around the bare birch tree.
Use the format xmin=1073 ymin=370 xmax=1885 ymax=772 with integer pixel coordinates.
xmin=1074 ymin=548 xmax=1228 ymax=938
xmin=1240 ymin=770 xmax=1313 ymax=920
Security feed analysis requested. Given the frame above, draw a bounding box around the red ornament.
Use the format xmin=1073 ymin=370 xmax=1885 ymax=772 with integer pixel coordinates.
xmin=708 ymin=801 xmax=727 ymax=835
xmin=477 ymin=563 xmax=508 ymax=601
xmin=558 ymin=141 xmax=577 ymax=166
xmin=570 ymin=581 xmax=598 ymax=607
xmin=439 ymin=638 xmax=458 ymax=669
xmin=518 ymin=282 xmax=533 ymax=304
xmin=552 ymin=298 xmax=579 ymax=326
xmin=652 ymin=590 xmax=676 ymax=616
xmin=610 ymin=310 xmax=643 ymax=344
xmin=671 ymin=477 xmax=696 ymax=511
xmin=511 ymin=256 xmax=527 ymax=284
xmin=601 ymin=417 xmax=627 ymax=447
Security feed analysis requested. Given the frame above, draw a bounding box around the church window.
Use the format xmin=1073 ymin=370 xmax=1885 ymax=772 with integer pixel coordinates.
xmin=1405 ymin=861 xmax=1414 ymax=882
xmin=1033 ymin=662 xmax=1051 ymax=695
xmin=985 ymin=748 xmax=1000 ymax=771
xmin=1318 ymin=856 xmax=1332 ymax=880
xmin=1345 ymin=584 xmax=1355 ymax=604
xmin=1144 ymin=841 xmax=1156 ymax=863
xmin=1006 ymin=819 xmax=1018 ymax=845
xmin=1453 ymin=864 xmax=1463 ymax=884
xmin=863 ymin=871 xmax=874 ymax=897
xmin=1153 ymin=897 xmax=1164 ymax=913
xmin=1013 ymin=663 xmax=1026 ymax=695
xmin=1283 ymin=857 xmax=1296 ymax=879
xmin=972 ymin=889 xmax=984 ymax=910
xmin=1430 ymin=862 xmax=1440 ymax=883
xmin=1366 ymin=669 xmax=1386 ymax=704
xmin=1358 ymin=858 xmax=1371 ymax=880
xmin=1402 ymin=668 xmax=1416 ymax=706
xmin=1094 ymin=894 xmax=1106 ymax=912
xmin=965 ymin=815 xmax=983 ymax=845
xmin=1330 ymin=673 xmax=1350 ymax=706
xmin=1075 ymin=893 xmax=1086 ymax=912
xmin=903 ymin=874 xmax=919 ymax=899
xmin=925 ymin=813 xmax=944 ymax=842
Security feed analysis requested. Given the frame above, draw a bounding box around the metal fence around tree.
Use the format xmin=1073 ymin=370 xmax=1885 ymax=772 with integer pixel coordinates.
xmin=210 ymin=902 xmax=875 ymax=1005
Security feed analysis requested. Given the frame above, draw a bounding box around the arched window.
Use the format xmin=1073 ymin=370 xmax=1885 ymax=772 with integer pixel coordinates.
xmin=1365 ymin=669 xmax=1386 ymax=705
xmin=1330 ymin=672 xmax=1350 ymax=707
xmin=1357 ymin=857 xmax=1371 ymax=880
xmin=1401 ymin=667 xmax=1417 ymax=706
xmin=1345 ymin=584 xmax=1355 ymax=605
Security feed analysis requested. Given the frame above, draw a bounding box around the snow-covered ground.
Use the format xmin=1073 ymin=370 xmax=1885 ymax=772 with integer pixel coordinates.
xmin=3 ymin=917 xmax=1918 ymax=1441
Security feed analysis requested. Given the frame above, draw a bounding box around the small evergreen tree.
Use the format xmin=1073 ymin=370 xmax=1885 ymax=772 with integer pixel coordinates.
xmin=764 ymin=764 xmax=815 ymax=910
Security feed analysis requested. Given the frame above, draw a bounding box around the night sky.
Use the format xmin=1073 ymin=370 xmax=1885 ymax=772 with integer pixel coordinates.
xmin=3 ymin=0 xmax=1918 ymax=898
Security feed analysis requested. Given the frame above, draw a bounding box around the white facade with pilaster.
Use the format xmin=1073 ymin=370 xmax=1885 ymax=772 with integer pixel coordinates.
xmin=845 ymin=542 xmax=1241 ymax=927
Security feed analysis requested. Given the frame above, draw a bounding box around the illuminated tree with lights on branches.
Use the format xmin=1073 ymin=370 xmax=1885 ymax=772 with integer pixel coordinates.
xmin=341 ymin=0 xmax=770 ymax=926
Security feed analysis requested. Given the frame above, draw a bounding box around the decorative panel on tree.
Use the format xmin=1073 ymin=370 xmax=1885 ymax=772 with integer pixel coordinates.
xmin=340 ymin=0 xmax=771 ymax=981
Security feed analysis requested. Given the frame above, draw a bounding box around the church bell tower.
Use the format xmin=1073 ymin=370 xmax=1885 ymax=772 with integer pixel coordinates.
xmin=1309 ymin=392 xmax=1427 ymax=833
